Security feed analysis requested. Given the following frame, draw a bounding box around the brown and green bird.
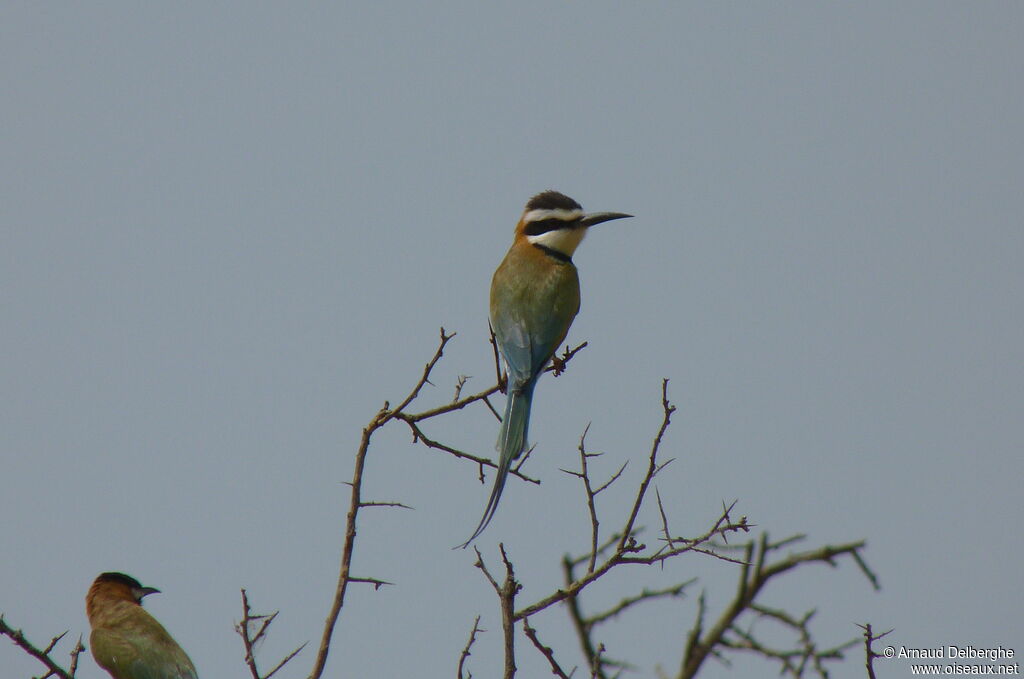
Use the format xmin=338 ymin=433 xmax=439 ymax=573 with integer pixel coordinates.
xmin=86 ymin=572 xmax=198 ymax=679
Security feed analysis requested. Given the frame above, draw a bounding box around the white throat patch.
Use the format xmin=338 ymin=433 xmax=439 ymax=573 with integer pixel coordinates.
xmin=526 ymin=226 xmax=587 ymax=257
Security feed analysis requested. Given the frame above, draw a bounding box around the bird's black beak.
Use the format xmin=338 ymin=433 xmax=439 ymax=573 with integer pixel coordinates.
xmin=580 ymin=211 xmax=633 ymax=228
xmin=133 ymin=586 xmax=161 ymax=599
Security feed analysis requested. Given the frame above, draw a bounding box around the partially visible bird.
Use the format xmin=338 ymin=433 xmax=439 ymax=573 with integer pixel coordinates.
xmin=460 ymin=190 xmax=632 ymax=547
xmin=86 ymin=572 xmax=198 ymax=679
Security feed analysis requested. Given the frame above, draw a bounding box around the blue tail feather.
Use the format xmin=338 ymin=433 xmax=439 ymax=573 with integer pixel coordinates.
xmin=457 ymin=381 xmax=535 ymax=548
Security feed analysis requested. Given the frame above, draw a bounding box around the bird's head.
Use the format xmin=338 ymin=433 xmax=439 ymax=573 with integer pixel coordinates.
xmin=87 ymin=572 xmax=161 ymax=619
xmin=515 ymin=190 xmax=632 ymax=259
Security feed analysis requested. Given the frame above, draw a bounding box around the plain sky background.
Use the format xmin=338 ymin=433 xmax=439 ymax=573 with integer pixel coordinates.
xmin=3 ymin=3 xmax=1021 ymax=678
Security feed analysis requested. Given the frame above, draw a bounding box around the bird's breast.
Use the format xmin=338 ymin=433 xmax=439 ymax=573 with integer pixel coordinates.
xmin=490 ymin=244 xmax=581 ymax=332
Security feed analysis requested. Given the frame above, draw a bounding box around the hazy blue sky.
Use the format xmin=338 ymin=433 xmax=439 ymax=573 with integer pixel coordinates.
xmin=3 ymin=4 xmax=1021 ymax=678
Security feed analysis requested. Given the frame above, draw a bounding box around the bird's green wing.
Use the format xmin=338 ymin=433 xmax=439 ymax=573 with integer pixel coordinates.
xmin=91 ymin=628 xmax=197 ymax=679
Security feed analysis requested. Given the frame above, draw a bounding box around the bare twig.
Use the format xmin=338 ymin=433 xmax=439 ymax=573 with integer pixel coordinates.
xmin=489 ymin=323 xmax=504 ymax=391
xmin=237 ymin=590 xmax=268 ymax=679
xmin=456 ymin=616 xmax=483 ymax=679
xmin=589 ymin=581 xmax=696 ymax=627
xmin=453 ymin=374 xmax=469 ymax=402
xmin=459 ymin=373 xmax=875 ymax=679
xmin=400 ymin=384 xmax=502 ymax=423
xmin=481 ymin=394 xmax=502 ymax=421
xmin=560 ymin=425 xmax=630 ymax=574
xmin=683 ymin=591 xmax=706 ymax=672
xmin=566 ymin=423 xmax=600 ymax=573
xmin=308 ymin=328 xmax=455 ymax=679
xmin=361 ymin=500 xmax=414 ymax=509
xmin=618 ymin=379 xmax=675 ymax=553
xmin=391 ymin=338 xmax=588 ymax=487
xmin=857 ymin=623 xmax=892 ymax=679
xmin=67 ymin=635 xmax=85 ymax=679
xmin=566 ymin=531 xmax=628 ymax=570
xmin=562 ymin=554 xmax=603 ymax=679
xmin=0 ymin=616 xmax=81 ymax=679
xmin=590 ymin=643 xmax=608 ymax=679
xmin=235 ymin=589 xmax=306 ymax=679
xmin=679 ymin=534 xmax=876 ymax=679
xmin=517 ymin=504 xmax=746 ymax=622
xmin=512 ymin=383 xmax=684 ymax=621
xmin=522 ymin=618 xmax=573 ymax=679
xmin=721 ymin=605 xmax=859 ymax=678
xmin=399 ymin=417 xmax=539 ymax=486
xmin=475 ymin=546 xmax=521 ymax=679
xmin=308 ymin=329 xmax=586 ymax=679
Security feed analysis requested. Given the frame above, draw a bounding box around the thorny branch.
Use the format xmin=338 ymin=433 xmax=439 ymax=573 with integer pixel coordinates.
xmin=234 ymin=589 xmax=306 ymax=679
xmin=391 ymin=338 xmax=588 ymax=485
xmin=523 ymin=619 xmax=573 ymax=679
xmin=0 ymin=616 xmax=84 ymax=679
xmin=510 ymin=381 xmax=749 ymax=623
xmin=589 ymin=581 xmax=696 ymax=627
xmin=474 ymin=545 xmax=521 ymax=679
xmin=237 ymin=328 xmax=588 ymax=679
xmin=678 ymin=532 xmax=879 ymax=679
xmin=857 ymin=623 xmax=892 ymax=679
xmin=719 ymin=605 xmax=858 ymax=678
xmin=470 ymin=378 xmax=876 ymax=679
xmin=4 ymin=329 xmax=879 ymax=679
xmin=469 ymin=381 xmax=736 ymax=678
xmin=618 ymin=379 xmax=677 ymax=553
xmin=309 ymin=328 xmax=461 ymax=679
xmin=561 ymin=423 xmax=628 ymax=575
xmin=456 ymin=616 xmax=483 ymax=679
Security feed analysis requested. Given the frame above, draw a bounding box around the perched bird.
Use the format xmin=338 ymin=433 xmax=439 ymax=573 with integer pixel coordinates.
xmin=86 ymin=572 xmax=197 ymax=679
xmin=460 ymin=190 xmax=632 ymax=546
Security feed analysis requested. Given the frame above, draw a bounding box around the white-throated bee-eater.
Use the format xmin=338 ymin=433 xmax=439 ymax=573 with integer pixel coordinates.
xmin=460 ymin=190 xmax=632 ymax=547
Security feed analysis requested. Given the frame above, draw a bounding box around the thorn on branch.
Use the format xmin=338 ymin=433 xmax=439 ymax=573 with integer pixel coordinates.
xmin=349 ymin=577 xmax=394 ymax=590
xmin=453 ymin=375 xmax=469 ymax=402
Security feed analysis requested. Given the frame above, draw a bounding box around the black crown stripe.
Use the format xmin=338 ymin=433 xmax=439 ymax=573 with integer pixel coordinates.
xmin=96 ymin=572 xmax=144 ymax=589
xmin=525 ymin=191 xmax=582 ymax=212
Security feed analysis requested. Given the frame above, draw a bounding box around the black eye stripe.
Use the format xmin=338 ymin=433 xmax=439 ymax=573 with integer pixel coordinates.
xmin=524 ymin=218 xmax=578 ymax=236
